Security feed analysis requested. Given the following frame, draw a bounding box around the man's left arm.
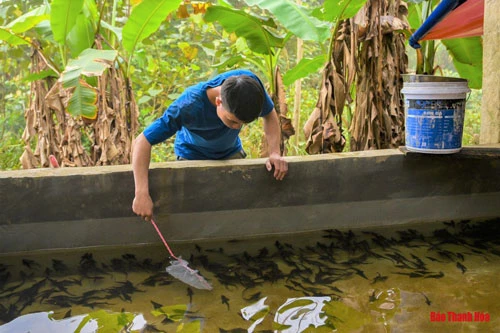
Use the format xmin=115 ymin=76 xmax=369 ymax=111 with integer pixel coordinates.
xmin=262 ymin=110 xmax=288 ymax=180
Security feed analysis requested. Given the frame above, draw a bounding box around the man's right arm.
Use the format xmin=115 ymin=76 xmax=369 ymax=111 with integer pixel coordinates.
xmin=132 ymin=133 xmax=154 ymax=221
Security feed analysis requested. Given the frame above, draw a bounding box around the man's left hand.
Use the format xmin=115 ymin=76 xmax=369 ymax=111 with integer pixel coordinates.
xmin=266 ymin=153 xmax=288 ymax=180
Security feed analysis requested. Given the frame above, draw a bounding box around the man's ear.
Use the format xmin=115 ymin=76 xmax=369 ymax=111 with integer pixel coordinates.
xmin=215 ymin=96 xmax=223 ymax=106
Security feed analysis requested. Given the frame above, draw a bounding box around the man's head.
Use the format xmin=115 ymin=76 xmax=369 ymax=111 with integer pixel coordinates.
xmin=217 ymin=75 xmax=265 ymax=129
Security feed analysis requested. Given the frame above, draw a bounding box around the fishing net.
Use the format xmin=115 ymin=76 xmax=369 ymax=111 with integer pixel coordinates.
xmin=165 ymin=257 xmax=213 ymax=290
xmin=151 ymin=219 xmax=213 ymax=290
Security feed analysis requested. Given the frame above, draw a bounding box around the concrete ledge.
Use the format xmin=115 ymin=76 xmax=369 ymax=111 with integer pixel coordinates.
xmin=1 ymin=146 xmax=499 ymax=253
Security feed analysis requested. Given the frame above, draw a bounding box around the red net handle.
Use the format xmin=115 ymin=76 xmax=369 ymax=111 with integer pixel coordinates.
xmin=150 ymin=219 xmax=179 ymax=261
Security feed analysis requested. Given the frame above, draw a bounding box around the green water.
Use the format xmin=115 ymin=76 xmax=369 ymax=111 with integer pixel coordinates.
xmin=1 ymin=218 xmax=499 ymax=332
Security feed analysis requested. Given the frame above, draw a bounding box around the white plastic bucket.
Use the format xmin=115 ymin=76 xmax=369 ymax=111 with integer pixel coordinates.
xmin=402 ymin=76 xmax=470 ymax=154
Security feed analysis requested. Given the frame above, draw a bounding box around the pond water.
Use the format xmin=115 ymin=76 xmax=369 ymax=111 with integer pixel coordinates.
xmin=1 ymin=218 xmax=499 ymax=332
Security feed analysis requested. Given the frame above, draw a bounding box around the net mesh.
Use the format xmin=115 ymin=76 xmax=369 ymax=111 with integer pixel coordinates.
xmin=165 ymin=257 xmax=213 ymax=290
xmin=150 ymin=219 xmax=213 ymax=290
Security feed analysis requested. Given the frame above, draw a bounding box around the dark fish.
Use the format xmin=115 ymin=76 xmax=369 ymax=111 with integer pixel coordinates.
xmin=35 ymin=288 xmax=56 ymax=304
xmin=426 ymin=256 xmax=444 ymax=263
xmin=0 ymin=304 xmax=22 ymax=324
xmin=19 ymin=270 xmax=35 ymax=282
xmin=0 ymin=271 xmax=11 ymax=289
xmin=105 ymin=280 xmax=143 ymax=302
xmin=393 ymin=271 xmax=424 ymax=278
xmin=285 ymin=284 xmax=302 ymax=293
xmin=314 ymin=270 xmax=339 ymax=285
xmin=421 ymin=292 xmax=432 ymax=306
xmin=371 ymin=272 xmax=388 ymax=284
xmin=151 ymin=300 xmax=163 ymax=309
xmin=48 ymin=277 xmax=81 ymax=294
xmin=52 ymin=259 xmax=69 ymax=273
xmin=330 ymin=285 xmax=343 ymax=294
xmin=195 ymin=244 xmax=202 ymax=253
xmin=456 ymin=262 xmax=467 ymax=274
xmin=341 ymin=253 xmax=369 ymax=266
xmin=205 ymin=247 xmax=224 ymax=254
xmin=351 ymin=267 xmax=368 ymax=280
xmin=161 ymin=317 xmax=175 ymax=324
xmin=424 ymin=271 xmax=445 ymax=279
xmin=410 ymin=254 xmax=427 ymax=270
xmin=122 ymin=253 xmax=137 ymax=261
xmin=22 ymin=259 xmax=41 ymax=270
xmin=141 ymin=324 xmax=163 ymax=332
xmin=63 ymin=309 xmax=72 ymax=318
xmin=243 ymin=291 xmax=261 ymax=302
xmin=257 ymin=247 xmax=269 ymax=258
xmin=437 ymin=250 xmax=456 ymax=261
xmin=110 ymin=258 xmax=128 ymax=274
xmin=219 ymin=329 xmax=247 ymax=333
xmin=83 ymin=300 xmax=113 ymax=309
xmin=141 ymin=272 xmax=173 ymax=287
xmin=221 ymin=295 xmax=230 ymax=310
xmin=45 ymin=295 xmax=74 ymax=307
xmin=187 ymin=287 xmax=193 ymax=303
xmin=141 ymin=258 xmax=163 ymax=272
xmin=15 ymin=278 xmax=47 ymax=307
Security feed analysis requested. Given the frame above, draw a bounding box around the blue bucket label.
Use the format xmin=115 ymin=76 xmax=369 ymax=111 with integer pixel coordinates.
xmin=405 ymin=99 xmax=465 ymax=150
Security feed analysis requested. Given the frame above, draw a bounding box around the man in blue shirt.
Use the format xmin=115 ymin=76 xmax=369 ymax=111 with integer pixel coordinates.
xmin=132 ymin=70 xmax=288 ymax=221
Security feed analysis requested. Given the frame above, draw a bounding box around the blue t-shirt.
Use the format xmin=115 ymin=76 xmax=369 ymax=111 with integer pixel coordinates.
xmin=143 ymin=70 xmax=274 ymax=160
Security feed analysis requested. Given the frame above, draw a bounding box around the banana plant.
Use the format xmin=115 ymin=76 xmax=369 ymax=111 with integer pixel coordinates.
xmin=0 ymin=0 xmax=183 ymax=167
xmin=0 ymin=0 xmax=182 ymax=118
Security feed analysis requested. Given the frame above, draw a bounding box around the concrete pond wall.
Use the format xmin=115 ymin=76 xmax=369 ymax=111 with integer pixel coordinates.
xmin=1 ymin=146 xmax=499 ymax=253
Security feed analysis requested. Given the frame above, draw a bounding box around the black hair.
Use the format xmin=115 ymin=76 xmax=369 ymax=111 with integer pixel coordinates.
xmin=220 ymin=75 xmax=265 ymax=123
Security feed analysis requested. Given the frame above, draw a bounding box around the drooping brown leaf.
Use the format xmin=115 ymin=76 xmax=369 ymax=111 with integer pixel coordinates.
xmin=349 ymin=0 xmax=408 ymax=151
xmin=21 ymin=37 xmax=138 ymax=169
xmin=304 ymin=20 xmax=351 ymax=154
xmin=304 ymin=0 xmax=408 ymax=154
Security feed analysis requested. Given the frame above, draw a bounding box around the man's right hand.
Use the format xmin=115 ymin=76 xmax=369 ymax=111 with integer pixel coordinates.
xmin=132 ymin=193 xmax=154 ymax=221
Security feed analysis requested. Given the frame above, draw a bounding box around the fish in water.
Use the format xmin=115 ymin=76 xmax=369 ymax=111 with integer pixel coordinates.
xmin=371 ymin=272 xmax=388 ymax=284
xmin=150 ymin=300 xmax=162 ymax=309
xmin=456 ymin=262 xmax=467 ymax=274
xmin=47 ymin=278 xmax=79 ymax=295
xmin=52 ymin=259 xmax=69 ymax=274
xmin=63 ymin=309 xmax=72 ymax=319
xmin=424 ymin=271 xmax=445 ymax=279
xmin=22 ymin=259 xmax=41 ymax=270
xmin=221 ymin=295 xmax=230 ymax=310
xmin=421 ymin=292 xmax=432 ymax=306
xmin=187 ymin=287 xmax=193 ymax=303
xmin=243 ymin=291 xmax=261 ymax=302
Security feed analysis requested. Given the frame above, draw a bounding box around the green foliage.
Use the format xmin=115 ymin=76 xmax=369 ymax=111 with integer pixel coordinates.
xmin=122 ymin=0 xmax=182 ymax=55
xmin=50 ymin=0 xmax=85 ymax=45
xmin=243 ymin=0 xmax=331 ymax=42
xmin=60 ymin=48 xmax=118 ymax=118
xmin=282 ymin=55 xmax=325 ymax=86
xmin=204 ymin=6 xmax=285 ymax=56
xmin=319 ymin=0 xmax=369 ymax=22
xmin=442 ymin=37 xmax=483 ymax=89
